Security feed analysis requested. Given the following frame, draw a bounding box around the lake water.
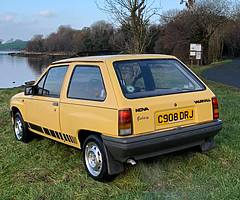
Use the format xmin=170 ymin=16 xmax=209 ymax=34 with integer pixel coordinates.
xmin=0 ymin=52 xmax=65 ymax=88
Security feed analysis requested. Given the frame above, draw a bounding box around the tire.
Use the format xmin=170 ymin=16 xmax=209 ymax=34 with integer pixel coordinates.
xmin=13 ymin=112 xmax=31 ymax=143
xmin=83 ymin=135 xmax=110 ymax=181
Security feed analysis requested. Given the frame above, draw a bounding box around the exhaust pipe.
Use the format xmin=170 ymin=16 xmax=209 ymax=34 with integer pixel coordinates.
xmin=127 ymin=159 xmax=137 ymax=166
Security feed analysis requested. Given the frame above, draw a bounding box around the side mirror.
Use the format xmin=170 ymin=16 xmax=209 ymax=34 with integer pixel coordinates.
xmin=24 ymin=85 xmax=35 ymax=95
xmin=24 ymin=80 xmax=36 ymax=95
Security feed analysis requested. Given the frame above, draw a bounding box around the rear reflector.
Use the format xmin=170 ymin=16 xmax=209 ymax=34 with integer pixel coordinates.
xmin=118 ymin=109 xmax=132 ymax=136
xmin=212 ymin=97 xmax=219 ymax=120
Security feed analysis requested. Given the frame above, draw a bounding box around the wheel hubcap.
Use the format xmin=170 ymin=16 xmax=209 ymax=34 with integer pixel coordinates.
xmin=14 ymin=117 xmax=23 ymax=140
xmin=85 ymin=142 xmax=102 ymax=177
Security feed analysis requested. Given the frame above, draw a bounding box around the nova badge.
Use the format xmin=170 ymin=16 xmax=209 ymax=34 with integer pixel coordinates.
xmin=135 ymin=107 xmax=149 ymax=113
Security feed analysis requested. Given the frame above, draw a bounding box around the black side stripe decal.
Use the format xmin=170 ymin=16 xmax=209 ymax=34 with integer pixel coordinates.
xmin=58 ymin=132 xmax=64 ymax=140
xmin=29 ymin=123 xmax=44 ymax=133
xmin=66 ymin=135 xmax=72 ymax=143
xmin=68 ymin=136 xmax=74 ymax=143
xmin=55 ymin=131 xmax=60 ymax=139
xmin=62 ymin=133 xmax=68 ymax=142
xmin=43 ymin=128 xmax=50 ymax=135
xmin=50 ymin=130 xmax=56 ymax=138
xmin=27 ymin=123 xmax=77 ymax=144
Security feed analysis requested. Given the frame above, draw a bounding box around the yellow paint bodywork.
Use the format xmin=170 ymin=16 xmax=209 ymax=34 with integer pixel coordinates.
xmin=10 ymin=54 xmax=216 ymax=149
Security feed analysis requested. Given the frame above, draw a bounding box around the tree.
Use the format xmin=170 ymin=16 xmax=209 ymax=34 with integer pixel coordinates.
xmin=100 ymin=0 xmax=159 ymax=53
xmin=180 ymin=0 xmax=196 ymax=10
xmin=194 ymin=0 xmax=230 ymax=62
xmin=26 ymin=35 xmax=44 ymax=52
xmin=90 ymin=21 xmax=115 ymax=51
xmin=157 ymin=0 xmax=231 ymax=63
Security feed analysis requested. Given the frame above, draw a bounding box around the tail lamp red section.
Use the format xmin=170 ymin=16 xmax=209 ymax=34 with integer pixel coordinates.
xmin=118 ymin=109 xmax=133 ymax=136
xmin=212 ymin=97 xmax=219 ymax=120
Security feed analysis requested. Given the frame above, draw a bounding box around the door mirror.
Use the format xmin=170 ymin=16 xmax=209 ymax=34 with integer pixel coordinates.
xmin=24 ymin=85 xmax=36 ymax=95
xmin=24 ymin=80 xmax=36 ymax=95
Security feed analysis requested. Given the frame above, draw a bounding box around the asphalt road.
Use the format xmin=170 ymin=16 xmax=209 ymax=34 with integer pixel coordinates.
xmin=203 ymin=59 xmax=240 ymax=88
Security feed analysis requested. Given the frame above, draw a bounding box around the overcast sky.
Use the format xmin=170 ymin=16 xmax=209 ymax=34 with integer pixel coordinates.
xmin=0 ymin=0 xmax=184 ymax=41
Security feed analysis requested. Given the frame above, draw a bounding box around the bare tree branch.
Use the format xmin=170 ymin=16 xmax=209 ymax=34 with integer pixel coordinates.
xmin=97 ymin=0 xmax=160 ymax=53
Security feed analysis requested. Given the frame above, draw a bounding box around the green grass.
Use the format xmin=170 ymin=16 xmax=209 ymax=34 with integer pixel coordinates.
xmin=1 ymin=61 xmax=240 ymax=199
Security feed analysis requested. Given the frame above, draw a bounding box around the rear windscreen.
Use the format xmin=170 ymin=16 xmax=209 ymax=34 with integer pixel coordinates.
xmin=113 ymin=59 xmax=205 ymax=99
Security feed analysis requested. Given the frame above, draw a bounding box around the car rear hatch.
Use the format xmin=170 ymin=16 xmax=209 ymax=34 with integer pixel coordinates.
xmin=113 ymin=58 xmax=215 ymax=135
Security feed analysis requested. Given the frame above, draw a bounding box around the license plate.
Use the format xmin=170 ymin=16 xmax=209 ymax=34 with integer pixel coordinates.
xmin=155 ymin=107 xmax=194 ymax=127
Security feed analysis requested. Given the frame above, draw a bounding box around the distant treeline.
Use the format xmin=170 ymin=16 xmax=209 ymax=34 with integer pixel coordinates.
xmin=26 ymin=22 xmax=121 ymax=55
xmin=0 ymin=40 xmax=27 ymax=51
xmin=26 ymin=0 xmax=240 ymax=64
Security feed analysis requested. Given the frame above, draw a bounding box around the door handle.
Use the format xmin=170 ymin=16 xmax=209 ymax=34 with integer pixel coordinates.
xmin=52 ymin=102 xmax=59 ymax=107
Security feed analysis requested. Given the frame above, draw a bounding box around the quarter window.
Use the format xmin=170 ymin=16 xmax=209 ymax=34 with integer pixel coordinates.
xmin=68 ymin=66 xmax=106 ymax=101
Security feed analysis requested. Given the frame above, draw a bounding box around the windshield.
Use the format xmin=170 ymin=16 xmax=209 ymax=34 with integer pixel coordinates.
xmin=113 ymin=59 xmax=205 ymax=99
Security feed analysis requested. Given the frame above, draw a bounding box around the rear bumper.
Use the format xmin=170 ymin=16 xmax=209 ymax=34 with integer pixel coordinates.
xmin=102 ymin=120 xmax=222 ymax=163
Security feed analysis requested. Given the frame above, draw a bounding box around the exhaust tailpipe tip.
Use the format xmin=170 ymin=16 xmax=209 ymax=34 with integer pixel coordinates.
xmin=127 ymin=159 xmax=137 ymax=166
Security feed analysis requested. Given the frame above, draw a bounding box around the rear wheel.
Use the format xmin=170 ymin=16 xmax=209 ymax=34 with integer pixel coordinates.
xmin=14 ymin=112 xmax=31 ymax=143
xmin=83 ymin=135 xmax=110 ymax=181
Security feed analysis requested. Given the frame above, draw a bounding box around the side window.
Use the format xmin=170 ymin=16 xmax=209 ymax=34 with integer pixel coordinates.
xmin=36 ymin=66 xmax=68 ymax=98
xmin=68 ymin=66 xmax=106 ymax=101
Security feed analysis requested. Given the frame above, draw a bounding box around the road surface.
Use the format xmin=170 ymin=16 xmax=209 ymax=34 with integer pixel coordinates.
xmin=203 ymin=59 xmax=240 ymax=88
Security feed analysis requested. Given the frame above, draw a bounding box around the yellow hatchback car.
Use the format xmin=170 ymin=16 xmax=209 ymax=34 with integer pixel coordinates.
xmin=10 ymin=54 xmax=222 ymax=181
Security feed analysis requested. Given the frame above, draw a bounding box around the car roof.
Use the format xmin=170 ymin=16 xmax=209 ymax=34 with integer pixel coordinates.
xmin=52 ymin=54 xmax=177 ymax=65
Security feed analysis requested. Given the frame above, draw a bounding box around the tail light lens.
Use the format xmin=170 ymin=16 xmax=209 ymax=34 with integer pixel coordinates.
xmin=118 ymin=109 xmax=133 ymax=136
xmin=212 ymin=97 xmax=219 ymax=120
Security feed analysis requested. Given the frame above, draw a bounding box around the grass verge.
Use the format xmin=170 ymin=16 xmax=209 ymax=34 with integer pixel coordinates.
xmin=1 ymin=61 xmax=240 ymax=200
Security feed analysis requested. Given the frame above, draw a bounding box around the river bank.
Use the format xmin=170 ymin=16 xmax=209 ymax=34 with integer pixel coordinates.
xmin=8 ymin=51 xmax=74 ymax=57
xmin=8 ymin=50 xmax=123 ymax=58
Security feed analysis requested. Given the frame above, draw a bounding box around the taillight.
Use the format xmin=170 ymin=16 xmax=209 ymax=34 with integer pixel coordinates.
xmin=212 ymin=97 xmax=219 ymax=120
xmin=118 ymin=109 xmax=133 ymax=136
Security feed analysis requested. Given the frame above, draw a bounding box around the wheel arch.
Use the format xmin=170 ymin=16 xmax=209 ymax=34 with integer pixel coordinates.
xmin=10 ymin=101 xmax=26 ymax=119
xmin=11 ymin=106 xmax=21 ymax=117
xmin=78 ymin=129 xmax=102 ymax=149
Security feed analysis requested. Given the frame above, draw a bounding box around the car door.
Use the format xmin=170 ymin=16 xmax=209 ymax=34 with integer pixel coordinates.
xmin=25 ymin=65 xmax=68 ymax=135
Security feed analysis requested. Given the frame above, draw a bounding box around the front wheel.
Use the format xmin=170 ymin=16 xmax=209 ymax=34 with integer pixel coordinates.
xmin=83 ymin=135 xmax=110 ymax=181
xmin=14 ymin=112 xmax=31 ymax=143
